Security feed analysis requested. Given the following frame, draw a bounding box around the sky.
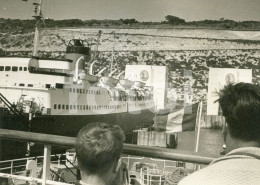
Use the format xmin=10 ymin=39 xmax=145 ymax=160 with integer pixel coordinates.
xmin=0 ymin=0 xmax=259 ymax=22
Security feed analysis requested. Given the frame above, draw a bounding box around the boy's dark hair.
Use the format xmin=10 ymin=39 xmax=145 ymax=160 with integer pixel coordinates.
xmin=75 ymin=122 xmax=125 ymax=174
xmin=217 ymin=82 xmax=260 ymax=141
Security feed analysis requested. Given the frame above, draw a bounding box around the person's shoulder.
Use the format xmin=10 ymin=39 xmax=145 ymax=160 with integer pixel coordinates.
xmin=178 ymin=167 xmax=210 ymax=185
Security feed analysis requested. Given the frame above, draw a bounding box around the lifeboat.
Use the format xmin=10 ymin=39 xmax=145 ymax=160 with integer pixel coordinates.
xmin=134 ymin=81 xmax=146 ymax=88
xmin=100 ymin=76 xmax=119 ymax=87
xmin=119 ymin=79 xmax=134 ymax=89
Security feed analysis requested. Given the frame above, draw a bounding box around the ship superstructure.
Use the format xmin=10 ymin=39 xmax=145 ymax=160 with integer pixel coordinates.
xmin=0 ymin=38 xmax=155 ymax=136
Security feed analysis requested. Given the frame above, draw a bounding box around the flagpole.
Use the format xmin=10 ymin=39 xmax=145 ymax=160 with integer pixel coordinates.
xmin=194 ymin=101 xmax=200 ymax=149
xmin=195 ymin=100 xmax=203 ymax=153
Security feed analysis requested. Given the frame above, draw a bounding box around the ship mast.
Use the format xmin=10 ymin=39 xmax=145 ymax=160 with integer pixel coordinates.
xmin=32 ymin=0 xmax=43 ymax=57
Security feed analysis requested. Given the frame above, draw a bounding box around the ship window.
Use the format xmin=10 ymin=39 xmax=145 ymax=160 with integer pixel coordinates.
xmin=77 ymin=89 xmax=79 ymax=93
xmin=77 ymin=105 xmax=79 ymax=110
xmin=12 ymin=66 xmax=18 ymax=71
xmin=24 ymin=67 xmax=27 ymax=71
xmin=58 ymin=104 xmax=61 ymax=109
xmin=19 ymin=67 xmax=23 ymax=71
xmin=70 ymin=105 xmax=72 ymax=110
xmin=73 ymin=88 xmax=75 ymax=93
xmin=82 ymin=89 xmax=85 ymax=94
xmin=54 ymin=104 xmax=57 ymax=109
xmin=80 ymin=105 xmax=82 ymax=110
xmin=62 ymin=104 xmax=65 ymax=109
xmin=70 ymin=88 xmax=72 ymax=92
xmin=5 ymin=66 xmax=11 ymax=71
xmin=66 ymin=105 xmax=69 ymax=110
xmin=28 ymin=84 xmax=33 ymax=87
xmin=83 ymin=105 xmax=85 ymax=110
xmin=56 ymin=83 xmax=63 ymax=89
xmin=45 ymin=84 xmax=51 ymax=88
xmin=74 ymin=105 xmax=76 ymax=110
xmin=19 ymin=83 xmax=25 ymax=86
xmin=0 ymin=66 xmax=4 ymax=71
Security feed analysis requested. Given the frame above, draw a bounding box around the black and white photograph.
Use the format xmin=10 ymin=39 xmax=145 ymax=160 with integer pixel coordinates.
xmin=0 ymin=0 xmax=259 ymax=184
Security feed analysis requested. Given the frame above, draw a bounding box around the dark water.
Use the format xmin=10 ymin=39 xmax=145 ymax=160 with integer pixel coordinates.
xmin=176 ymin=128 xmax=224 ymax=155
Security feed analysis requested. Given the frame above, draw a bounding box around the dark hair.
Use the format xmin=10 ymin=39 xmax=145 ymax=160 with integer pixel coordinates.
xmin=217 ymin=82 xmax=260 ymax=141
xmin=75 ymin=122 xmax=125 ymax=174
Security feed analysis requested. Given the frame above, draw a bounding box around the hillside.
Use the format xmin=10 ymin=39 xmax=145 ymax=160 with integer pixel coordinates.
xmin=0 ymin=28 xmax=259 ymax=105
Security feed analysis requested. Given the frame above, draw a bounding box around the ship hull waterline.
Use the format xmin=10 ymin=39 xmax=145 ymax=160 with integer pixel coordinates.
xmin=0 ymin=109 xmax=154 ymax=160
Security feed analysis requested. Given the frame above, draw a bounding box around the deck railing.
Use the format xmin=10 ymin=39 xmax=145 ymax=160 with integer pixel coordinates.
xmin=0 ymin=128 xmax=219 ymax=184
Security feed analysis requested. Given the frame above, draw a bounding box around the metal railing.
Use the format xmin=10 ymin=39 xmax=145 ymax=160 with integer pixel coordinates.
xmin=0 ymin=154 xmax=65 ymax=174
xmin=0 ymin=128 xmax=219 ymax=184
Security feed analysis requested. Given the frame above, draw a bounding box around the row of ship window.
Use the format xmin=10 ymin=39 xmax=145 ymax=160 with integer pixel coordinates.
xmin=53 ymin=104 xmax=123 ymax=110
xmin=69 ymin=88 xmax=107 ymax=95
xmin=0 ymin=66 xmax=27 ymax=72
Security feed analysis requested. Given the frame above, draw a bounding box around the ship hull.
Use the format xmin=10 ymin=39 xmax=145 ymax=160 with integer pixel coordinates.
xmin=0 ymin=109 xmax=154 ymax=160
xmin=30 ymin=109 xmax=154 ymax=137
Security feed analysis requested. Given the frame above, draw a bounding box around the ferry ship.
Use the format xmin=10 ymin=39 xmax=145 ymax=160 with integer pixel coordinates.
xmin=0 ymin=1 xmax=155 ymax=158
xmin=0 ymin=41 xmax=155 ymax=136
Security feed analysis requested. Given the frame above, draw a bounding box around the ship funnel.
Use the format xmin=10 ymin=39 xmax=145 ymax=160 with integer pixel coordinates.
xmin=66 ymin=39 xmax=91 ymax=71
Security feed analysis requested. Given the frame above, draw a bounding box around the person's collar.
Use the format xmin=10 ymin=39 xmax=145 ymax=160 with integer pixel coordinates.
xmin=211 ymin=147 xmax=260 ymax=165
xmin=79 ymin=180 xmax=94 ymax=185
xmin=227 ymin=146 xmax=260 ymax=156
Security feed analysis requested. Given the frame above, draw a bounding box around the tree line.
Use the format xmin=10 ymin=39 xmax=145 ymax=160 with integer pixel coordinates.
xmin=0 ymin=15 xmax=259 ymax=34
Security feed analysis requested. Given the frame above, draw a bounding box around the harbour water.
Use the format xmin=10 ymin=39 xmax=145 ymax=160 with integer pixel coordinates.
xmin=176 ymin=128 xmax=224 ymax=155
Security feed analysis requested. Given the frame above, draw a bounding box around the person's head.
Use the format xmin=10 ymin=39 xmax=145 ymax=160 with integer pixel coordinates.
xmin=75 ymin=122 xmax=125 ymax=183
xmin=217 ymin=82 xmax=260 ymax=150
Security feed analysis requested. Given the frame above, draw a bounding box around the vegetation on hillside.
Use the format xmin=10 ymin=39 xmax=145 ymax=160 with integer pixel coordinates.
xmin=1 ymin=15 xmax=260 ymax=34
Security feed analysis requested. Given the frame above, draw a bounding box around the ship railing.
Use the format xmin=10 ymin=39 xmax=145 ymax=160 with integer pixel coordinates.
xmin=0 ymin=154 xmax=65 ymax=174
xmin=0 ymin=128 xmax=218 ymax=185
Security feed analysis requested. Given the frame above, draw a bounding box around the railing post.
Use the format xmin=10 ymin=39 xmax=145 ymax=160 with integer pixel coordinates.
xmin=42 ymin=145 xmax=51 ymax=185
xmin=58 ymin=154 xmax=61 ymax=168
xmin=10 ymin=161 xmax=13 ymax=174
